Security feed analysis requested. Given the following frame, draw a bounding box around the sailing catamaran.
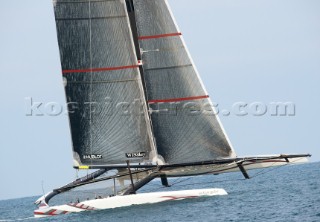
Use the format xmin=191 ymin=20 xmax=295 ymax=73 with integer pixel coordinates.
xmin=34 ymin=0 xmax=310 ymax=217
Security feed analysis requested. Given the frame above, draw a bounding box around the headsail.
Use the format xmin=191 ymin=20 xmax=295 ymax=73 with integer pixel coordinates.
xmin=132 ymin=0 xmax=236 ymax=164
xmin=53 ymin=0 xmax=156 ymax=166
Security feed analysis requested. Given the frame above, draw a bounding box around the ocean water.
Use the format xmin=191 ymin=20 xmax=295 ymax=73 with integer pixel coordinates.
xmin=0 ymin=162 xmax=319 ymax=222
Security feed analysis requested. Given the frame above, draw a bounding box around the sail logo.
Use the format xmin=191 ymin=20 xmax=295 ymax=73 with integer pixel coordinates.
xmin=83 ymin=154 xmax=102 ymax=160
xmin=126 ymin=152 xmax=146 ymax=158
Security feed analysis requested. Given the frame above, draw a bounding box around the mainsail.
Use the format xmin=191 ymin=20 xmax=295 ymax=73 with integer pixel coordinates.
xmin=132 ymin=0 xmax=236 ymax=164
xmin=54 ymin=0 xmax=237 ymax=167
xmin=54 ymin=0 xmax=156 ymax=166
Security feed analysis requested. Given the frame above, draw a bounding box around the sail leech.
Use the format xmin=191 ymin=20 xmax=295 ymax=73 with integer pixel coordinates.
xmin=132 ymin=0 xmax=237 ymax=164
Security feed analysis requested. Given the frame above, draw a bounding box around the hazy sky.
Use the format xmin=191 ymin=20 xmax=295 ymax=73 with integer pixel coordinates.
xmin=0 ymin=0 xmax=319 ymax=200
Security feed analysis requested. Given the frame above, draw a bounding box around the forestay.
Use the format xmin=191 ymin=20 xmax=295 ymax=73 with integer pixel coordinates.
xmin=132 ymin=0 xmax=236 ymax=164
xmin=54 ymin=0 xmax=156 ymax=166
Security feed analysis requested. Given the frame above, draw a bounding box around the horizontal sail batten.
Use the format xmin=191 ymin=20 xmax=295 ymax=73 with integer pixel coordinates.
xmin=144 ymin=64 xmax=192 ymax=72
xmin=62 ymin=64 xmax=140 ymax=74
xmin=55 ymin=15 xmax=127 ymax=21
xmin=66 ymin=78 xmax=139 ymax=84
xmin=56 ymin=0 xmax=120 ymax=4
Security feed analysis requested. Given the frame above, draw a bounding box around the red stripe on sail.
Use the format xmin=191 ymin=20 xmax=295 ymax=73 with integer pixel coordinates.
xmin=62 ymin=65 xmax=140 ymax=74
xmin=148 ymin=95 xmax=209 ymax=104
xmin=138 ymin=32 xmax=182 ymax=40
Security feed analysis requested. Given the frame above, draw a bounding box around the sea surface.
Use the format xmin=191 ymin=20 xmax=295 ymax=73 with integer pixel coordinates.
xmin=0 ymin=162 xmax=319 ymax=222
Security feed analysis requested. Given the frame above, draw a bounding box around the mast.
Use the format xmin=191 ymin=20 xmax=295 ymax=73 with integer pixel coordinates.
xmin=125 ymin=0 xmax=161 ymax=165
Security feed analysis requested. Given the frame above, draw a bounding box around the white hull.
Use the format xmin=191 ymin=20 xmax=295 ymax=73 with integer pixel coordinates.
xmin=34 ymin=188 xmax=227 ymax=217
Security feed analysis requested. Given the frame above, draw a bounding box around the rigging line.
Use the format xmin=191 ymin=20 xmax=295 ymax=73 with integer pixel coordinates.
xmin=41 ymin=181 xmax=45 ymax=196
xmin=171 ymin=178 xmax=246 ymax=188
xmin=251 ymin=161 xmax=285 ymax=178
xmin=142 ymin=177 xmax=192 ymax=193
xmin=88 ymin=0 xmax=93 ymax=166
xmin=143 ymin=177 xmax=246 ymax=193
xmin=250 ymin=157 xmax=304 ymax=179
xmin=144 ymin=159 xmax=305 ymax=193
xmin=252 ymin=158 xmax=298 ymax=178
xmin=174 ymin=162 xmax=236 ymax=174
xmin=68 ymin=190 xmax=108 ymax=195
xmin=249 ymin=162 xmax=279 ymax=178
xmin=170 ymin=177 xmax=192 ymax=186
xmin=57 ymin=169 xmax=153 ymax=191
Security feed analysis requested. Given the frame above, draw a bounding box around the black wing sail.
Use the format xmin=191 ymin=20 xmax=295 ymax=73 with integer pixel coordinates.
xmin=54 ymin=0 xmax=156 ymax=167
xmin=132 ymin=0 xmax=237 ymax=164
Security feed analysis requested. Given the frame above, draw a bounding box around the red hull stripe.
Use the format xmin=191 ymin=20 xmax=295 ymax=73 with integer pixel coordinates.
xmin=62 ymin=65 xmax=140 ymax=74
xmin=161 ymin=196 xmax=198 ymax=200
xmin=148 ymin=95 xmax=209 ymax=104
xmin=34 ymin=210 xmax=69 ymax=216
xmin=34 ymin=212 xmax=46 ymax=215
xmin=138 ymin=32 xmax=182 ymax=40
xmin=68 ymin=203 xmax=96 ymax=210
xmin=49 ymin=210 xmax=58 ymax=215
